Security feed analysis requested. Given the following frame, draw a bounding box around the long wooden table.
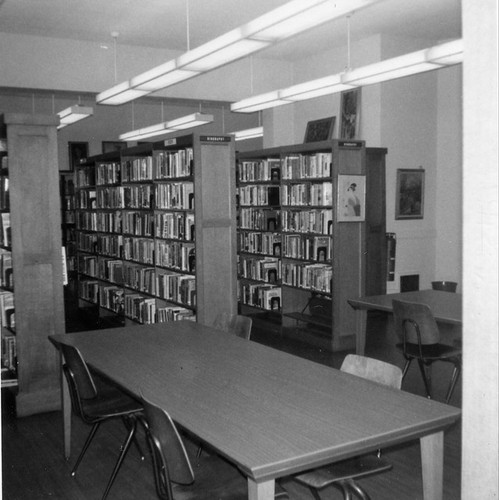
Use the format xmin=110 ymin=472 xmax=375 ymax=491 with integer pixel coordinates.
xmin=348 ymin=289 xmax=463 ymax=355
xmin=49 ymin=321 xmax=460 ymax=500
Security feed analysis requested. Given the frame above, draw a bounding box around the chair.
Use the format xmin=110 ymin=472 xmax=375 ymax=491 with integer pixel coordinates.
xmin=139 ymin=395 xmax=289 ymax=499
xmin=294 ymin=354 xmax=402 ymax=500
xmin=60 ymin=343 xmax=144 ymax=500
xmin=392 ymin=299 xmax=462 ymax=404
xmin=213 ymin=312 xmax=253 ymax=340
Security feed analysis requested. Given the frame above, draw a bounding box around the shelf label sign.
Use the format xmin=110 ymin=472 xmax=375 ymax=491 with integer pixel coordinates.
xmin=338 ymin=140 xmax=363 ymax=148
xmin=164 ymin=138 xmax=178 ymax=146
xmin=200 ymin=135 xmax=231 ymax=143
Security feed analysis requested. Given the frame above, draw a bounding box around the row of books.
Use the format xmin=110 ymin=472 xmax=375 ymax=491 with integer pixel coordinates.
xmin=77 ymin=211 xmax=122 ymax=234
xmin=79 ymin=255 xmax=98 ymax=277
xmin=97 ymin=234 xmax=123 ymax=258
xmin=240 ymin=283 xmax=281 ymax=311
xmin=123 ymin=237 xmax=154 ymax=264
xmin=281 ymin=208 xmax=333 ymax=235
xmin=282 ymin=235 xmax=332 ymax=262
xmin=155 ymin=182 xmax=194 ymax=210
xmin=155 ymin=240 xmax=195 ymax=272
xmin=154 ymin=148 xmax=193 ymax=179
xmin=1 ymin=334 xmax=16 ymax=372
xmin=0 ymin=290 xmax=15 ymax=329
xmin=122 ymin=157 xmax=153 ymax=182
xmin=123 ymin=264 xmax=156 ymax=294
xmin=239 ymin=208 xmax=281 ymax=232
xmin=238 ymin=185 xmax=280 ymax=207
xmin=0 ymin=251 xmax=13 ymax=289
xmin=281 ymin=153 xmax=332 ymax=180
xmin=238 ymin=231 xmax=281 ymax=256
xmin=75 ymin=167 xmax=95 ymax=188
xmin=76 ymin=189 xmax=97 ymax=209
xmin=156 ymin=270 xmax=196 ymax=306
xmin=123 ymin=185 xmax=152 ymax=209
xmin=155 ymin=212 xmax=195 ymax=241
xmin=239 ymin=256 xmax=281 ymax=284
xmin=237 ymin=158 xmax=281 ymax=182
xmin=281 ymin=262 xmax=332 ymax=293
xmin=281 ymin=182 xmax=333 ymax=207
xmin=96 ymin=162 xmax=121 ymax=185
xmin=1 ymin=213 xmax=11 ymax=248
xmin=123 ymin=211 xmax=154 ymax=237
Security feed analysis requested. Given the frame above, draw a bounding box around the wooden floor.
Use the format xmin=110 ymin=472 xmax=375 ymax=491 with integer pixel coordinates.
xmin=1 ymin=308 xmax=461 ymax=499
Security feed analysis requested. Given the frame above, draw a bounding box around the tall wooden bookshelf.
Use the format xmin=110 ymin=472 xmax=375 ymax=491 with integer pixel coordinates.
xmin=237 ymin=139 xmax=382 ymax=351
xmin=0 ymin=113 xmax=65 ymax=416
xmin=74 ymin=133 xmax=237 ymax=328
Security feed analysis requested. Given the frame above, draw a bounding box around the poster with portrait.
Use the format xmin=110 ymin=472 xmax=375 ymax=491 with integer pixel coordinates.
xmin=340 ymin=88 xmax=361 ymax=140
xmin=395 ymin=169 xmax=425 ymax=219
xmin=337 ymin=174 xmax=366 ymax=222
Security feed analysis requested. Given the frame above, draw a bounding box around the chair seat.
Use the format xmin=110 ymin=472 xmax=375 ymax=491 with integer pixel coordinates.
xmin=82 ymin=384 xmax=142 ymax=421
xmin=396 ymin=342 xmax=461 ymax=360
xmin=295 ymin=455 xmax=392 ymax=490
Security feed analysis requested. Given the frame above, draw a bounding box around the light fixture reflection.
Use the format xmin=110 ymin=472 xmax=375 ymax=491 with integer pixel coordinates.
xmin=57 ymin=105 xmax=94 ymax=129
xmin=230 ymin=126 xmax=264 ymax=141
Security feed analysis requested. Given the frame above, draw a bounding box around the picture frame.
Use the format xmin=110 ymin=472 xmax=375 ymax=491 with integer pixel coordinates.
xmin=66 ymin=142 xmax=89 ymax=171
xmin=102 ymin=141 xmax=126 ymax=154
xmin=337 ymin=174 xmax=366 ymax=222
xmin=304 ymin=116 xmax=336 ymax=143
xmin=340 ymin=88 xmax=361 ymax=140
xmin=395 ymin=168 xmax=425 ymax=220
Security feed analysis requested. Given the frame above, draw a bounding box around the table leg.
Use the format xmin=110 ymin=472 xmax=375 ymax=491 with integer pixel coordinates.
xmin=248 ymin=478 xmax=275 ymax=500
xmin=355 ymin=308 xmax=367 ymax=355
xmin=420 ymin=431 xmax=444 ymax=500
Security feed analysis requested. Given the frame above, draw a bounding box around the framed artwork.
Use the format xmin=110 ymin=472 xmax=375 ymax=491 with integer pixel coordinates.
xmin=395 ymin=168 xmax=425 ymax=219
xmin=67 ymin=142 xmax=88 ymax=171
xmin=337 ymin=174 xmax=366 ymax=222
xmin=304 ymin=116 xmax=336 ymax=143
xmin=340 ymin=88 xmax=361 ymax=140
xmin=102 ymin=141 xmax=126 ymax=154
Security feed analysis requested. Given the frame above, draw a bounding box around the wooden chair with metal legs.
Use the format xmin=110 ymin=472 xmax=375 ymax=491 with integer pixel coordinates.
xmin=213 ymin=311 xmax=253 ymax=340
xmin=392 ymin=299 xmax=462 ymax=404
xmin=293 ymin=354 xmax=403 ymax=500
xmin=139 ymin=395 xmax=289 ymax=499
xmin=60 ymin=343 xmax=144 ymax=500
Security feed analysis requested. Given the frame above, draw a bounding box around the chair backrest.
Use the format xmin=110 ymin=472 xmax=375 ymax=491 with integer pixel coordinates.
xmin=213 ymin=312 xmax=252 ymax=340
xmin=431 ymin=281 xmax=458 ymax=292
xmin=61 ymin=343 xmax=97 ymax=401
xmin=341 ymin=354 xmax=403 ymax=389
xmin=141 ymin=395 xmax=195 ymax=489
xmin=392 ymin=299 xmax=440 ymax=345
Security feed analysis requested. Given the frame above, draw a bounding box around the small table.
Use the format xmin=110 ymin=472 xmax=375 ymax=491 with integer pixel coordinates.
xmin=348 ymin=289 xmax=462 ymax=355
xmin=49 ymin=320 xmax=460 ymax=500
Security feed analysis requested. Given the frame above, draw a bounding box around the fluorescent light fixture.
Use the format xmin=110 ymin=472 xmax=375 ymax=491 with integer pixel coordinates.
xmin=57 ymin=105 xmax=94 ymax=129
xmin=230 ymin=90 xmax=291 ymax=113
xmin=230 ymin=126 xmax=264 ymax=141
xmin=97 ymin=0 xmax=382 ymax=105
xmin=279 ymin=74 xmax=354 ymax=101
xmin=426 ymin=39 xmax=464 ymax=65
xmin=119 ymin=113 xmax=214 ymax=142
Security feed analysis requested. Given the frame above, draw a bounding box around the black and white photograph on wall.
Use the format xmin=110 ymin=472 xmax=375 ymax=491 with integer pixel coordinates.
xmin=340 ymin=88 xmax=361 ymax=140
xmin=67 ymin=142 xmax=88 ymax=171
xmin=337 ymin=174 xmax=366 ymax=222
xmin=304 ymin=116 xmax=336 ymax=143
xmin=395 ymin=168 xmax=425 ymax=219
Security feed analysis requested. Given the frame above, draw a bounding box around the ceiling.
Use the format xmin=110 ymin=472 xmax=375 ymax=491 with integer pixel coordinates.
xmin=0 ymin=0 xmax=461 ymax=62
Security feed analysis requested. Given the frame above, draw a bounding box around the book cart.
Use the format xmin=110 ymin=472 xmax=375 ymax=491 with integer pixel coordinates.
xmin=74 ymin=133 xmax=237 ymax=329
xmin=237 ymin=139 xmax=373 ymax=351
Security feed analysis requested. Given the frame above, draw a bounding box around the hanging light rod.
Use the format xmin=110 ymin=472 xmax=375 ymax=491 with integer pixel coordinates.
xmin=119 ymin=112 xmax=214 ymax=142
xmin=231 ymin=39 xmax=463 ymax=113
xmin=57 ymin=105 xmax=94 ymax=129
xmin=230 ymin=126 xmax=264 ymax=141
xmin=96 ymin=0 xmax=382 ymax=106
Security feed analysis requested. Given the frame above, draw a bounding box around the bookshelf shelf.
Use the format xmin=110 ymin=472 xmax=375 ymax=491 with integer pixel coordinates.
xmin=237 ymin=139 xmax=385 ymax=351
xmin=74 ymin=133 xmax=236 ymax=328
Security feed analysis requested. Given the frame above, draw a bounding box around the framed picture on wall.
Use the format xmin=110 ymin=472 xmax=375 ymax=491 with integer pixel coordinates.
xmin=395 ymin=168 xmax=425 ymax=219
xmin=340 ymin=88 xmax=361 ymax=140
xmin=337 ymin=174 xmax=366 ymax=222
xmin=66 ymin=142 xmax=88 ymax=171
xmin=102 ymin=141 xmax=126 ymax=154
xmin=304 ymin=116 xmax=336 ymax=143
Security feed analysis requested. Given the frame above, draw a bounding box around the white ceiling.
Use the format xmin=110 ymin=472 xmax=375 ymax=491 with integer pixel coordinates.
xmin=0 ymin=0 xmax=461 ymax=62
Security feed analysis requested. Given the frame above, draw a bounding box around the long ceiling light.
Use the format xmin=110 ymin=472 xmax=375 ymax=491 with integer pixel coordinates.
xmin=231 ymin=39 xmax=463 ymax=113
xmin=118 ymin=112 xmax=214 ymax=142
xmin=96 ymin=0 xmax=382 ymax=106
xmin=230 ymin=126 xmax=264 ymax=141
xmin=57 ymin=105 xmax=94 ymax=129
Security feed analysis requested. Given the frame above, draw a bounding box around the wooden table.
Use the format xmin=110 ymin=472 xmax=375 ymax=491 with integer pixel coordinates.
xmin=49 ymin=321 xmax=460 ymax=500
xmin=348 ymin=289 xmax=462 ymax=355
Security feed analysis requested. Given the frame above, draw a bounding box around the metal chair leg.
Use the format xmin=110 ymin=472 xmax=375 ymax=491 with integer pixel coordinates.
xmin=402 ymin=358 xmax=412 ymax=378
xmin=345 ymin=478 xmax=372 ymax=500
xmin=71 ymin=422 xmax=100 ymax=476
xmin=445 ymin=360 xmax=462 ymax=404
xmin=122 ymin=415 xmax=145 ymax=460
xmin=417 ymin=359 xmax=433 ymax=399
xmin=102 ymin=418 xmax=137 ymax=500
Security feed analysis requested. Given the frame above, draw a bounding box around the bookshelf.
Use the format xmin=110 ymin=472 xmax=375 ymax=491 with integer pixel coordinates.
xmin=0 ymin=113 xmax=65 ymax=415
xmin=60 ymin=172 xmax=76 ymax=291
xmin=74 ymin=134 xmax=237 ymax=328
xmin=237 ymin=140 xmax=383 ymax=351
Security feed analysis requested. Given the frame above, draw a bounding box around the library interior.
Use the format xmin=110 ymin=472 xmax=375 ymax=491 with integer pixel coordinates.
xmin=0 ymin=1 xmax=497 ymax=500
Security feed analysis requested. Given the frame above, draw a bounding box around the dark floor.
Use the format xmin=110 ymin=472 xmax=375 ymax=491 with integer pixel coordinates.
xmin=1 ymin=295 xmax=462 ymax=499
